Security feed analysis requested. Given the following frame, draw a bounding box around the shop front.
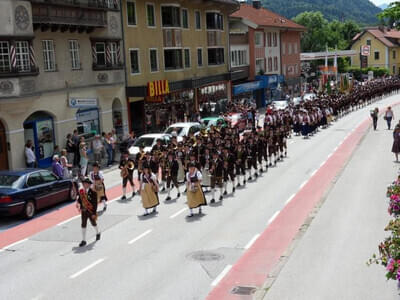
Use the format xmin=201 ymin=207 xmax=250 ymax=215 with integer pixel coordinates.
xmin=233 ymin=80 xmax=265 ymax=108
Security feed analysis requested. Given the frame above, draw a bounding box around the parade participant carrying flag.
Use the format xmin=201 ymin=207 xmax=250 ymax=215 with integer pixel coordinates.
xmin=76 ymin=177 xmax=101 ymax=247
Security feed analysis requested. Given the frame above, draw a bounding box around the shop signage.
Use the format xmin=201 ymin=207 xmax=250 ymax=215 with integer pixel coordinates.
xmin=69 ymin=98 xmax=98 ymax=108
xmin=233 ymin=80 xmax=264 ymax=95
xmin=361 ymin=45 xmax=370 ymax=56
xmin=147 ymin=80 xmax=170 ymax=97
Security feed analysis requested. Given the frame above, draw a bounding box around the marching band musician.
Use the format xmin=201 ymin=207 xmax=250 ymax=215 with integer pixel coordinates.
xmin=200 ymin=147 xmax=212 ymax=190
xmin=89 ymin=162 xmax=107 ymax=212
xmin=165 ymin=152 xmax=181 ymax=201
xmin=139 ymin=163 xmax=160 ymax=216
xmin=209 ymin=151 xmax=224 ymax=203
xmin=235 ymin=143 xmax=247 ymax=187
xmin=222 ymin=147 xmax=236 ymax=195
xmin=76 ymin=177 xmax=101 ymax=247
xmin=119 ymin=152 xmax=136 ymax=200
xmin=186 ymin=162 xmax=207 ymax=217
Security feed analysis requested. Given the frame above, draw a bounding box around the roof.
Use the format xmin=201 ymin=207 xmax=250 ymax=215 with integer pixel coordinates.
xmin=168 ymin=122 xmax=201 ymax=127
xmin=352 ymin=27 xmax=400 ymax=48
xmin=0 ymin=169 xmax=40 ymax=176
xmin=231 ymin=4 xmax=305 ymax=30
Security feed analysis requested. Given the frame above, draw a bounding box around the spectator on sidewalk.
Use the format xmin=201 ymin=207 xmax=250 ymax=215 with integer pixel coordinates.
xmin=92 ymin=135 xmax=104 ymax=166
xmin=72 ymin=129 xmax=80 ymax=166
xmin=66 ymin=133 xmax=75 ymax=166
xmin=60 ymin=149 xmax=72 ymax=179
xmin=393 ymin=126 xmax=400 ymax=162
xmin=105 ymin=133 xmax=113 ymax=167
xmin=79 ymin=137 xmax=89 ymax=177
xmin=52 ymin=155 xmax=64 ymax=178
xmin=109 ymin=131 xmax=116 ymax=163
xmin=385 ymin=106 xmax=394 ymax=130
xmin=370 ymin=107 xmax=379 ymax=130
xmin=25 ymin=140 xmax=36 ymax=168
xmin=111 ymin=129 xmax=118 ymax=162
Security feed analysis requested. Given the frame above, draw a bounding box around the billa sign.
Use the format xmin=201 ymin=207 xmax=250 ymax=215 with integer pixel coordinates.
xmin=146 ymin=80 xmax=170 ymax=103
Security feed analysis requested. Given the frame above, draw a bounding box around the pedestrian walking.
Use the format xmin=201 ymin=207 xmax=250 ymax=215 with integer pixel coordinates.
xmin=371 ymin=107 xmax=379 ymax=130
xmin=25 ymin=140 xmax=36 ymax=168
xmin=392 ymin=126 xmax=400 ymax=162
xmin=76 ymin=177 xmax=101 ymax=247
xmin=186 ymin=163 xmax=207 ymax=217
xmin=139 ymin=163 xmax=159 ymax=216
xmin=385 ymin=106 xmax=394 ymax=130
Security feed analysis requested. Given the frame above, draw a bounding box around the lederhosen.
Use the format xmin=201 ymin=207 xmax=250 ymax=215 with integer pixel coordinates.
xmin=248 ymin=143 xmax=258 ymax=170
xmin=256 ymin=138 xmax=264 ymax=165
xmin=166 ymin=159 xmax=179 ymax=189
xmin=222 ymin=153 xmax=235 ymax=182
xmin=210 ymin=158 xmax=223 ymax=188
xmin=79 ymin=188 xmax=98 ymax=228
xmin=235 ymin=149 xmax=247 ymax=176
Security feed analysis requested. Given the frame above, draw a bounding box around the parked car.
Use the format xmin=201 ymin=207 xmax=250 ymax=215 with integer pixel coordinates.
xmin=164 ymin=122 xmax=201 ymax=141
xmin=292 ymin=97 xmax=302 ymax=105
xmin=303 ymin=93 xmax=317 ymax=101
xmin=201 ymin=117 xmax=228 ymax=129
xmin=128 ymin=133 xmax=171 ymax=155
xmin=272 ymin=100 xmax=289 ymax=110
xmin=226 ymin=113 xmax=246 ymax=130
xmin=0 ymin=169 xmax=77 ymax=219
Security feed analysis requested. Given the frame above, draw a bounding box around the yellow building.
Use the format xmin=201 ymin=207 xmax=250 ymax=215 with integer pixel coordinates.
xmin=351 ymin=26 xmax=400 ymax=75
xmin=121 ymin=0 xmax=239 ymax=133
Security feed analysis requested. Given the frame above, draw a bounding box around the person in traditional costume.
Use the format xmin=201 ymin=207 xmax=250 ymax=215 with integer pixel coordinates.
xmin=89 ymin=162 xmax=107 ymax=211
xmin=186 ymin=163 xmax=207 ymax=217
xmin=209 ymin=151 xmax=224 ymax=203
xmin=119 ymin=152 xmax=136 ymax=200
xmin=139 ymin=163 xmax=160 ymax=216
xmin=76 ymin=177 xmax=101 ymax=247
xmin=235 ymin=143 xmax=247 ymax=186
xmin=165 ymin=152 xmax=180 ymax=201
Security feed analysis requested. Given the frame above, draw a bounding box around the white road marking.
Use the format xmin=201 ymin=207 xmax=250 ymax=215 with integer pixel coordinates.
xmin=211 ymin=265 xmax=232 ymax=286
xmin=70 ymin=258 xmax=106 ymax=279
xmin=319 ymin=160 xmax=326 ymax=168
xmin=170 ymin=207 xmax=188 ymax=219
xmin=285 ymin=194 xmax=296 ymax=205
xmin=268 ymin=211 xmax=280 ymax=225
xmin=31 ymin=294 xmax=44 ymax=300
xmin=57 ymin=215 xmax=80 ymax=226
xmin=327 ymin=152 xmax=333 ymax=159
xmin=2 ymin=238 xmax=28 ymax=250
xmin=299 ymin=180 xmax=308 ymax=189
xmin=333 ymin=146 xmax=338 ymax=152
xmin=289 ymin=140 xmax=295 ymax=145
xmin=310 ymin=169 xmax=318 ymax=177
xmin=128 ymin=229 xmax=153 ymax=245
xmin=244 ymin=234 xmax=260 ymax=250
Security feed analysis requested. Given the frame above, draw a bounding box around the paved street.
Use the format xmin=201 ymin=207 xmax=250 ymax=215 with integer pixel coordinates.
xmin=1 ymin=95 xmax=399 ymax=300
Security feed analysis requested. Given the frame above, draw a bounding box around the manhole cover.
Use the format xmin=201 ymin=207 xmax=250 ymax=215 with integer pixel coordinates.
xmin=188 ymin=251 xmax=224 ymax=261
xmin=231 ymin=286 xmax=257 ymax=295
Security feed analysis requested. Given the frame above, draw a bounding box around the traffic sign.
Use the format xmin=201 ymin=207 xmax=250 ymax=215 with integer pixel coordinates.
xmin=361 ymin=45 xmax=370 ymax=56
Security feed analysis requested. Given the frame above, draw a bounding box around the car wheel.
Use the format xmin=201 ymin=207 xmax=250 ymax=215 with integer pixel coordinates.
xmin=69 ymin=184 xmax=77 ymax=201
xmin=23 ymin=200 xmax=36 ymax=219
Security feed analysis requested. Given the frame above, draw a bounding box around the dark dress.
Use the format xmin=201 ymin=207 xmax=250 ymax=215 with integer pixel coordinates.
xmin=392 ymin=131 xmax=400 ymax=154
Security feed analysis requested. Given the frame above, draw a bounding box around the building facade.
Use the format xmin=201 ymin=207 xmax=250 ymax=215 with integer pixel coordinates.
xmin=229 ymin=2 xmax=304 ymax=106
xmin=351 ymin=26 xmax=400 ymax=75
xmin=121 ymin=0 xmax=238 ymax=134
xmin=0 ymin=0 xmax=128 ymax=170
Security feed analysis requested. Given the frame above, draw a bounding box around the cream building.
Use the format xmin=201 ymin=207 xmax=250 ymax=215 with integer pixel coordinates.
xmin=0 ymin=0 xmax=128 ymax=170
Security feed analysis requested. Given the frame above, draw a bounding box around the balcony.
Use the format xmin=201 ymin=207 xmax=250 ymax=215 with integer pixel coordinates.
xmin=30 ymin=0 xmax=119 ymax=11
xmin=0 ymin=67 xmax=39 ymax=79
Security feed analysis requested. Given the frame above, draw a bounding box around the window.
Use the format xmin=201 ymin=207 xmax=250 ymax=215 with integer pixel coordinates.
xmin=195 ymin=10 xmax=201 ymax=30
xmin=197 ymin=48 xmax=203 ymax=67
xmin=272 ymin=32 xmax=277 ymax=47
xmin=374 ymin=51 xmax=380 ymax=60
xmin=149 ymin=49 xmax=158 ymax=72
xmin=393 ymin=65 xmax=396 ymax=74
xmin=182 ymin=8 xmax=188 ymax=29
xmin=283 ymin=64 xmax=286 ymax=75
xmin=164 ymin=49 xmax=183 ymax=70
xmin=294 ymin=43 xmax=298 ymax=54
xmin=393 ymin=50 xmax=396 ymax=59
xmin=127 ymin=1 xmax=137 ymax=26
xmin=206 ymin=12 xmax=223 ymax=30
xmin=40 ymin=171 xmax=57 ymax=183
xmin=255 ymin=32 xmax=263 ymax=47
xmin=256 ymin=58 xmax=264 ymax=74
xmin=288 ymin=43 xmax=292 ymax=55
xmin=27 ymin=172 xmax=44 ymax=187
xmin=109 ymin=42 xmax=118 ymax=65
xmin=208 ymin=48 xmax=224 ymax=65
xmin=268 ymin=57 xmax=272 ymax=72
xmin=129 ymin=49 xmax=140 ymax=74
xmin=69 ymin=40 xmax=80 ymax=70
xmin=95 ymin=42 xmax=106 ymax=66
xmin=15 ymin=41 xmax=30 ymax=72
xmin=267 ymin=32 xmax=272 ymax=47
xmin=274 ymin=56 xmax=278 ymax=71
xmin=42 ymin=40 xmax=56 ymax=71
xmin=366 ymin=39 xmax=371 ymax=46
xmin=295 ymin=64 xmax=298 ymax=75
xmin=162 ymin=6 xmax=181 ymax=27
xmin=184 ymin=48 xmax=190 ymax=68
xmin=282 ymin=42 xmax=286 ymax=55
xmin=146 ymin=3 xmax=155 ymax=27
xmin=231 ymin=49 xmax=247 ymax=67
xmin=0 ymin=41 xmax=10 ymax=72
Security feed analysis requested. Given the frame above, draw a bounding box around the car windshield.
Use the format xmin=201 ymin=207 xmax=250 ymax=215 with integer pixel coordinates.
xmin=133 ymin=137 xmax=155 ymax=148
xmin=165 ymin=127 xmax=184 ymax=135
xmin=0 ymin=175 xmax=22 ymax=188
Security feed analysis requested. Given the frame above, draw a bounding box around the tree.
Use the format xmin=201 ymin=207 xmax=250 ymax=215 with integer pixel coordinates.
xmin=378 ymin=2 xmax=400 ymax=29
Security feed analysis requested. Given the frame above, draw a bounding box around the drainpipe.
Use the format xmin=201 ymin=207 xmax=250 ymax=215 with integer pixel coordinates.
xmin=119 ymin=0 xmax=130 ymax=134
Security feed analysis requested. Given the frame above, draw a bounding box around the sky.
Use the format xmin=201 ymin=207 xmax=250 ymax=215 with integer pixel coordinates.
xmin=370 ymin=0 xmax=389 ymax=6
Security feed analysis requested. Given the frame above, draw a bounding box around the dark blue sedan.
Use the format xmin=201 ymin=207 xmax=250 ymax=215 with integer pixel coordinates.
xmin=0 ymin=169 xmax=77 ymax=219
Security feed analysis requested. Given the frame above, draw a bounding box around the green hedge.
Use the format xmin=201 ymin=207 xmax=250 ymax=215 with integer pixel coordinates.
xmin=346 ymin=67 xmax=389 ymax=80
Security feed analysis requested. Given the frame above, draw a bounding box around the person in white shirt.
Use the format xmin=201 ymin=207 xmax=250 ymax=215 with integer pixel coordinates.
xmin=25 ymin=140 xmax=36 ymax=168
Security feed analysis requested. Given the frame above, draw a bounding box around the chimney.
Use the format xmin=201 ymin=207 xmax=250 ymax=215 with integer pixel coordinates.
xmin=252 ymin=0 xmax=262 ymax=9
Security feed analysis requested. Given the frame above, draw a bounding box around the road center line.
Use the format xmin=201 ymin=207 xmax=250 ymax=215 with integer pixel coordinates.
xmin=267 ymin=211 xmax=280 ymax=225
xmin=244 ymin=234 xmax=260 ymax=250
xmin=70 ymin=258 xmax=106 ymax=279
xmin=285 ymin=193 xmax=296 ymax=205
xmin=289 ymin=140 xmax=295 ymax=145
xmin=170 ymin=207 xmax=188 ymax=219
xmin=211 ymin=265 xmax=232 ymax=287
xmin=2 ymin=238 xmax=28 ymax=250
xmin=128 ymin=229 xmax=153 ymax=245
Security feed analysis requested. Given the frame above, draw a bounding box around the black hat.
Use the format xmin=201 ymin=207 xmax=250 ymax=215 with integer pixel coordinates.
xmin=92 ymin=161 xmax=100 ymax=168
xmin=188 ymin=162 xmax=196 ymax=168
xmin=82 ymin=177 xmax=92 ymax=184
xmin=142 ymin=162 xmax=150 ymax=169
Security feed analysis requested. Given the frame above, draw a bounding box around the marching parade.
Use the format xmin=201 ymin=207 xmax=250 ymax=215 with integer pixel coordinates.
xmin=71 ymin=77 xmax=400 ymax=246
